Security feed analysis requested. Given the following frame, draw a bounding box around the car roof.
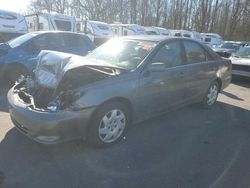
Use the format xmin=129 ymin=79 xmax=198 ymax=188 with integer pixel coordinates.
xmin=30 ymin=31 xmax=82 ymax=35
xmin=121 ymin=35 xmax=176 ymax=42
xmin=120 ymin=35 xmax=201 ymax=43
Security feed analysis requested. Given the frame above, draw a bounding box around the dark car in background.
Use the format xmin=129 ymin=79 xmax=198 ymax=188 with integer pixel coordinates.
xmin=212 ymin=42 xmax=242 ymax=58
xmin=230 ymin=46 xmax=250 ymax=78
xmin=8 ymin=36 xmax=232 ymax=147
xmin=0 ymin=31 xmax=96 ymax=84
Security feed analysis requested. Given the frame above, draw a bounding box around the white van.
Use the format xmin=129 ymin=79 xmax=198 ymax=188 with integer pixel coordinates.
xmin=25 ymin=12 xmax=77 ymax=32
xmin=169 ymin=30 xmax=203 ymax=42
xmin=144 ymin=26 xmax=171 ymax=36
xmin=111 ymin=24 xmax=146 ymax=37
xmin=191 ymin=31 xmax=203 ymax=42
xmin=77 ymin=20 xmax=113 ymax=45
xmin=0 ymin=9 xmax=28 ymax=42
xmin=169 ymin=30 xmax=190 ymax=37
xmin=201 ymin=33 xmax=223 ymax=47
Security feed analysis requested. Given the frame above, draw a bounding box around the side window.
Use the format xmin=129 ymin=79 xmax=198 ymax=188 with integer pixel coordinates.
xmin=151 ymin=41 xmax=183 ymax=68
xmin=46 ymin=34 xmax=65 ymax=49
xmin=24 ymin=34 xmax=64 ymax=52
xmin=63 ymin=34 xmax=84 ymax=47
xmin=25 ymin=35 xmax=49 ymax=52
xmin=183 ymin=41 xmax=209 ymax=64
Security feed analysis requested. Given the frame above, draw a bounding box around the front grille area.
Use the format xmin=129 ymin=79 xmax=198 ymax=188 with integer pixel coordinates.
xmin=232 ymin=64 xmax=250 ymax=72
xmin=216 ymin=51 xmax=231 ymax=58
xmin=11 ymin=116 xmax=29 ymax=135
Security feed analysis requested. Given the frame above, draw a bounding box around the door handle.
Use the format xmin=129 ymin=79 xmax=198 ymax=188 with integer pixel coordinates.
xmin=159 ymin=81 xmax=165 ymax=85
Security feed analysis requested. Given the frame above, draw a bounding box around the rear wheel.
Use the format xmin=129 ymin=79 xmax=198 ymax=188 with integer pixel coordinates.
xmin=88 ymin=102 xmax=130 ymax=147
xmin=202 ymin=81 xmax=219 ymax=108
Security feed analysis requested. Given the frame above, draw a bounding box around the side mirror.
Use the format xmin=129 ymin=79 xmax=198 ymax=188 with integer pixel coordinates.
xmin=147 ymin=62 xmax=165 ymax=72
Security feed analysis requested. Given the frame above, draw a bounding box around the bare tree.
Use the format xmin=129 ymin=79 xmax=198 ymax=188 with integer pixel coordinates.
xmin=28 ymin=0 xmax=250 ymax=40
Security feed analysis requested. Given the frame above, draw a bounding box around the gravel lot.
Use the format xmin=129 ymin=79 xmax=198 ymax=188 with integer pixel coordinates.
xmin=0 ymin=77 xmax=249 ymax=188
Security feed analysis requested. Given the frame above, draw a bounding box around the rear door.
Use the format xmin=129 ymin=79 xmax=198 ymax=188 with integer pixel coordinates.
xmin=181 ymin=40 xmax=216 ymax=102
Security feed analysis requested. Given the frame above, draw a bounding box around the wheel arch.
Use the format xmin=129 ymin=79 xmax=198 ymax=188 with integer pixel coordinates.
xmin=86 ymin=97 xmax=134 ymax=137
xmin=214 ymin=77 xmax=222 ymax=92
xmin=92 ymin=97 xmax=133 ymax=121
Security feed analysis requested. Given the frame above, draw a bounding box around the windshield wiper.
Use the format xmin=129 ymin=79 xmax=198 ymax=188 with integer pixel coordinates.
xmin=87 ymin=63 xmax=129 ymax=71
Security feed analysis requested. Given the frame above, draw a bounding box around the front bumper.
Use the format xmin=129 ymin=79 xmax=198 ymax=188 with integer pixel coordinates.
xmin=232 ymin=70 xmax=250 ymax=78
xmin=7 ymin=88 xmax=96 ymax=144
xmin=232 ymin=64 xmax=250 ymax=78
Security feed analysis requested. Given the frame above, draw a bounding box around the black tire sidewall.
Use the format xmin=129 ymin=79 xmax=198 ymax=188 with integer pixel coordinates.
xmin=87 ymin=102 xmax=130 ymax=147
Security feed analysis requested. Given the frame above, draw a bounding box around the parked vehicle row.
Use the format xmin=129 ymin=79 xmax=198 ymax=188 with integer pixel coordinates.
xmin=0 ymin=9 xmax=227 ymax=46
xmin=7 ymin=36 xmax=232 ymax=146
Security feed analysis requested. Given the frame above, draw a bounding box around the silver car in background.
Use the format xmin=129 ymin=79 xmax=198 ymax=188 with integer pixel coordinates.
xmin=8 ymin=36 xmax=232 ymax=147
xmin=230 ymin=46 xmax=250 ymax=78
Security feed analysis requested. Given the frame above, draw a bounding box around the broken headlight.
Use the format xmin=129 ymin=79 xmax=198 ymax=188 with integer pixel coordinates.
xmin=47 ymin=90 xmax=84 ymax=112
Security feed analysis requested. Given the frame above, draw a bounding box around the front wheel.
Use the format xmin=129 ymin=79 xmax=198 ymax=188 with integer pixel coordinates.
xmin=87 ymin=102 xmax=130 ymax=147
xmin=202 ymin=81 xmax=219 ymax=108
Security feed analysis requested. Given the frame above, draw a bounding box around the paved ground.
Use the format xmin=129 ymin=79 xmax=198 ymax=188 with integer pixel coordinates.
xmin=0 ymin=77 xmax=249 ymax=188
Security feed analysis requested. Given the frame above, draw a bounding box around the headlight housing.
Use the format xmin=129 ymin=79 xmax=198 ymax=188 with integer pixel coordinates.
xmin=47 ymin=90 xmax=84 ymax=112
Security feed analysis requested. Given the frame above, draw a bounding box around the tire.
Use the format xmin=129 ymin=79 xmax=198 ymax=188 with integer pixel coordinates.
xmin=202 ymin=81 xmax=219 ymax=108
xmin=87 ymin=102 xmax=130 ymax=147
xmin=5 ymin=65 xmax=28 ymax=86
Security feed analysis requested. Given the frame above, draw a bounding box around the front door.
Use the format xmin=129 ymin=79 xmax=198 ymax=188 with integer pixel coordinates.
xmin=139 ymin=40 xmax=187 ymax=117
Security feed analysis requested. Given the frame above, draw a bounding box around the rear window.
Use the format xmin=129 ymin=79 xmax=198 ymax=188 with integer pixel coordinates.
xmin=146 ymin=31 xmax=157 ymax=35
xmin=183 ymin=34 xmax=191 ymax=38
xmin=55 ymin=20 xmax=72 ymax=31
xmin=63 ymin=34 xmax=85 ymax=47
xmin=174 ymin=33 xmax=181 ymax=37
xmin=205 ymin=38 xmax=211 ymax=42
xmin=97 ymin=25 xmax=109 ymax=30
xmin=183 ymin=41 xmax=210 ymax=64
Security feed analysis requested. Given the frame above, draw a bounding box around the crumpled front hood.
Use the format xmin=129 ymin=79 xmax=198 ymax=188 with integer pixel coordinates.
xmin=35 ymin=50 xmax=118 ymax=89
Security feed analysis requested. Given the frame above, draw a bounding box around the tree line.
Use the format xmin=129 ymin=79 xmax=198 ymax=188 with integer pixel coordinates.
xmin=28 ymin=0 xmax=250 ymax=40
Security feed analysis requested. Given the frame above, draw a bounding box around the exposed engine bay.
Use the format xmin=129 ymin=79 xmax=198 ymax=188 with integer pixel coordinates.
xmin=13 ymin=50 xmax=123 ymax=112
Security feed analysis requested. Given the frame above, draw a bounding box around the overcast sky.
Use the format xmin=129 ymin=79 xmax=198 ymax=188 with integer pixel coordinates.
xmin=0 ymin=0 xmax=31 ymax=13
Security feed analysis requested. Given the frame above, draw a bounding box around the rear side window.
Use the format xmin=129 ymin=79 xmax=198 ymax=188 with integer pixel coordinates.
xmin=151 ymin=41 xmax=183 ymax=68
xmin=25 ymin=33 xmax=64 ymax=51
xmin=183 ymin=41 xmax=211 ymax=64
xmin=63 ymin=33 xmax=85 ymax=47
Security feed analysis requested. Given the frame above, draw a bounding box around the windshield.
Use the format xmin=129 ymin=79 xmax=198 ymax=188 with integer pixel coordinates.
xmin=235 ymin=47 xmax=250 ymax=58
xmin=86 ymin=39 xmax=156 ymax=70
xmin=8 ymin=33 xmax=38 ymax=48
xmin=218 ymin=42 xmax=241 ymax=50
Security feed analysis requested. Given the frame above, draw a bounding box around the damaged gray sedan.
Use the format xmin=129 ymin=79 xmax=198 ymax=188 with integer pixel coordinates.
xmin=8 ymin=36 xmax=232 ymax=146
